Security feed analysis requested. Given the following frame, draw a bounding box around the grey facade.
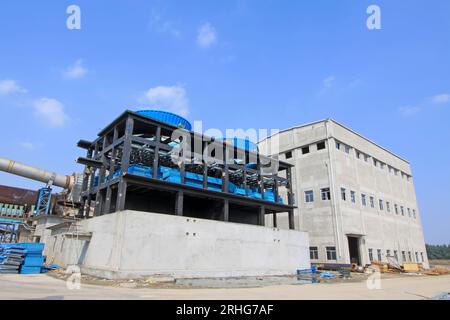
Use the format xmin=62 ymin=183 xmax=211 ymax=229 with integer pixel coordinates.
xmin=259 ymin=119 xmax=429 ymax=268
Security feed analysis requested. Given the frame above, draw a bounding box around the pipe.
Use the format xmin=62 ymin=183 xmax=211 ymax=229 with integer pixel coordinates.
xmin=0 ymin=157 xmax=73 ymax=190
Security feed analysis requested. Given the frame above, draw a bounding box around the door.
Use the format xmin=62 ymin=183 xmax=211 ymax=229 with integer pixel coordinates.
xmin=347 ymin=236 xmax=361 ymax=265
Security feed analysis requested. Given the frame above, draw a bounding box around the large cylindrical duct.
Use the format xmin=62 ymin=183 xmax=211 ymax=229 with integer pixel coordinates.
xmin=0 ymin=157 xmax=73 ymax=190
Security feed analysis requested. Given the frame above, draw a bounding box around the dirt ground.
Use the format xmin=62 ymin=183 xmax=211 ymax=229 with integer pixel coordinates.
xmin=0 ymin=272 xmax=449 ymax=300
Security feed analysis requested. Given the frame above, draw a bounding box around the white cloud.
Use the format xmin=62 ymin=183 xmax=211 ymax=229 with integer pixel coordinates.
xmin=149 ymin=11 xmax=181 ymax=37
xmin=19 ymin=142 xmax=40 ymax=151
xmin=197 ymin=23 xmax=217 ymax=48
xmin=323 ymin=76 xmax=336 ymax=88
xmin=142 ymin=85 xmax=189 ymax=117
xmin=0 ymin=80 xmax=27 ymax=95
xmin=33 ymin=98 xmax=68 ymax=127
xmin=399 ymin=106 xmax=421 ymax=117
xmin=63 ymin=59 xmax=88 ymax=79
xmin=431 ymin=93 xmax=450 ymax=105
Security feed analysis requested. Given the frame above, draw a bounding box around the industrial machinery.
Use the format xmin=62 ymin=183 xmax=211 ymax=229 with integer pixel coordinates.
xmin=0 ymin=157 xmax=83 ymax=217
xmin=75 ymin=109 xmax=296 ymax=228
xmin=0 ymin=109 xmax=296 ymax=229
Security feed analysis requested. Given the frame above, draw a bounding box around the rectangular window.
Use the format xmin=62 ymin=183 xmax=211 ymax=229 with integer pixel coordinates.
xmin=361 ymin=194 xmax=367 ymax=206
xmin=402 ymin=251 xmax=406 ymax=262
xmin=344 ymin=145 xmax=350 ymax=154
xmin=413 ymin=210 xmax=416 ymax=219
xmin=421 ymin=252 xmax=424 ymax=262
xmin=350 ymin=191 xmax=356 ymax=203
xmin=364 ymin=154 xmax=369 ymax=162
xmin=373 ymin=158 xmax=378 ymax=167
xmin=317 ymin=141 xmax=326 ymax=150
xmin=370 ymin=196 xmax=375 ymax=208
xmin=395 ymin=204 xmax=399 ymax=215
xmin=401 ymin=206 xmax=405 ymax=216
xmin=407 ymin=208 xmax=411 ymax=217
xmin=305 ymin=190 xmax=314 ymax=203
xmin=326 ymin=247 xmax=337 ymax=261
xmin=321 ymin=188 xmax=331 ymax=201
xmin=379 ymin=199 xmax=384 ymax=211
xmin=368 ymin=249 xmax=373 ymax=262
xmin=341 ymin=188 xmax=346 ymax=201
xmin=335 ymin=141 xmax=340 ymax=150
xmin=394 ymin=250 xmax=398 ymax=261
xmin=356 ymin=150 xmax=361 ymax=159
xmin=285 ymin=151 xmax=292 ymax=159
xmin=380 ymin=162 xmax=385 ymax=170
xmin=302 ymin=146 xmax=310 ymax=155
xmin=377 ymin=249 xmax=382 ymax=261
xmin=309 ymin=247 xmax=319 ymax=260
xmin=408 ymin=251 xmax=412 ymax=262
xmin=386 ymin=202 xmax=391 ymax=213
xmin=415 ymin=252 xmax=419 ymax=262
xmin=386 ymin=250 xmax=391 ymax=257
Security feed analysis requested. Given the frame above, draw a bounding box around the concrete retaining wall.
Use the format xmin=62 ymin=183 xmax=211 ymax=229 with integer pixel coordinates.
xmin=46 ymin=210 xmax=310 ymax=279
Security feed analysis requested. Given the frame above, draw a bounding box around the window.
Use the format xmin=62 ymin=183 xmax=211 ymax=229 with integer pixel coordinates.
xmin=402 ymin=251 xmax=406 ymax=262
xmin=421 ymin=252 xmax=424 ymax=262
xmin=326 ymin=247 xmax=337 ymax=260
xmin=302 ymin=146 xmax=310 ymax=155
xmin=361 ymin=194 xmax=367 ymax=206
xmin=394 ymin=204 xmax=399 ymax=215
xmin=395 ymin=169 xmax=399 ymax=176
xmin=341 ymin=188 xmax=347 ymax=201
xmin=389 ymin=166 xmax=394 ymax=174
xmin=356 ymin=150 xmax=361 ymax=159
xmin=310 ymin=247 xmax=319 ymax=260
xmin=321 ymin=188 xmax=331 ymax=201
xmin=344 ymin=145 xmax=350 ymax=154
xmin=401 ymin=206 xmax=405 ymax=216
xmin=370 ymin=196 xmax=375 ymax=208
xmin=407 ymin=208 xmax=411 ymax=217
xmin=373 ymin=158 xmax=378 ymax=167
xmin=413 ymin=210 xmax=416 ymax=219
xmin=350 ymin=191 xmax=356 ymax=203
xmin=335 ymin=141 xmax=341 ymax=150
xmin=364 ymin=154 xmax=369 ymax=162
xmin=394 ymin=250 xmax=398 ymax=261
xmin=305 ymin=190 xmax=314 ymax=203
xmin=387 ymin=250 xmax=391 ymax=257
xmin=285 ymin=151 xmax=292 ymax=159
xmin=386 ymin=202 xmax=391 ymax=213
xmin=377 ymin=249 xmax=382 ymax=261
xmin=380 ymin=162 xmax=385 ymax=170
xmin=379 ymin=199 xmax=384 ymax=211
xmin=408 ymin=251 xmax=412 ymax=262
xmin=368 ymin=249 xmax=374 ymax=262
xmin=317 ymin=141 xmax=326 ymax=150
xmin=415 ymin=252 xmax=419 ymax=262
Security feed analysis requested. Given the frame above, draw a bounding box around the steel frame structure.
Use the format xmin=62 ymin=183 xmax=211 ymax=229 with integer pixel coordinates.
xmin=77 ymin=110 xmax=296 ymax=229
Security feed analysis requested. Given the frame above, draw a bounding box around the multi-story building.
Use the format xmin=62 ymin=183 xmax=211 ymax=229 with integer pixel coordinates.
xmin=259 ymin=119 xmax=429 ymax=268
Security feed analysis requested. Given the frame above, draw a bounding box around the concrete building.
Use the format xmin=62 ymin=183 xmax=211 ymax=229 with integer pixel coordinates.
xmin=259 ymin=119 xmax=429 ymax=268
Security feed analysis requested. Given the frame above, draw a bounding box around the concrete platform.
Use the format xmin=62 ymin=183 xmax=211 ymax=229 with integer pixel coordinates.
xmin=44 ymin=210 xmax=310 ymax=279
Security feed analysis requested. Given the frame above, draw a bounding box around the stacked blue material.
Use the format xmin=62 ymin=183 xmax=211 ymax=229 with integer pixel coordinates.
xmin=18 ymin=243 xmax=45 ymax=274
xmin=0 ymin=243 xmax=45 ymax=274
xmin=0 ymin=244 xmax=26 ymax=274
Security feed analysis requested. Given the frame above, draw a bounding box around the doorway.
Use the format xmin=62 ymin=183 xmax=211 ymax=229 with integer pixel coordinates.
xmin=347 ymin=236 xmax=361 ymax=265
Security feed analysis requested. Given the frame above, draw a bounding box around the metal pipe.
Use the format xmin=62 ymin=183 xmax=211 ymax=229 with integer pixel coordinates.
xmin=0 ymin=157 xmax=73 ymax=190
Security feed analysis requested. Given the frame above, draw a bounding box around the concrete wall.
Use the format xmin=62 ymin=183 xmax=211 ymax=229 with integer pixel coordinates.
xmin=45 ymin=210 xmax=310 ymax=279
xmin=259 ymin=119 xmax=429 ymax=269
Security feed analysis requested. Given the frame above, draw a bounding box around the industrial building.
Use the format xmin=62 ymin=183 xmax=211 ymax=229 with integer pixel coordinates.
xmin=258 ymin=119 xmax=429 ymax=269
xmin=0 ymin=112 xmax=430 ymax=279
xmin=0 ymin=110 xmax=310 ymax=279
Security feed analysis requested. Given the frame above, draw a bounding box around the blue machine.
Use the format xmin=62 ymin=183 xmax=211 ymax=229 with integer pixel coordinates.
xmin=136 ymin=110 xmax=192 ymax=131
xmin=36 ymin=187 xmax=52 ymax=216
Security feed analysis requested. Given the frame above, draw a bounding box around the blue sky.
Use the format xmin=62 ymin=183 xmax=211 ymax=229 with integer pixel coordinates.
xmin=0 ymin=0 xmax=449 ymax=243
